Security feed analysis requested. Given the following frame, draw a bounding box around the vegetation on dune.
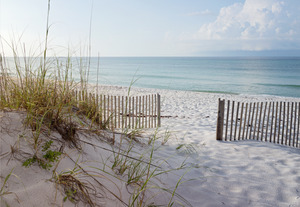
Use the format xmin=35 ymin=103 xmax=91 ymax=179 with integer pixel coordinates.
xmin=0 ymin=1 xmax=204 ymax=206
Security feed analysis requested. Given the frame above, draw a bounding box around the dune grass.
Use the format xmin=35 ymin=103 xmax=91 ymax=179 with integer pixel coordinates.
xmin=0 ymin=1 xmax=205 ymax=206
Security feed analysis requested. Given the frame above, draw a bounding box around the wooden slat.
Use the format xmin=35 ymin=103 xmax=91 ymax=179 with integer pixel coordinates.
xmin=278 ymin=102 xmax=282 ymax=144
xmin=136 ymin=96 xmax=138 ymax=128
xmin=289 ymin=102 xmax=293 ymax=146
xmin=149 ymin=95 xmax=151 ymax=128
xmin=128 ymin=97 xmax=131 ymax=129
xmin=265 ymin=102 xmax=271 ymax=142
xmin=253 ymin=102 xmax=259 ymax=140
xmin=269 ymin=102 xmax=274 ymax=142
xmin=273 ymin=102 xmax=278 ymax=143
xmin=242 ymin=103 xmax=248 ymax=140
xmin=230 ymin=101 xmax=235 ymax=141
xmin=99 ymin=94 xmax=102 ymax=124
xmin=157 ymin=94 xmax=161 ymax=127
xmin=285 ymin=102 xmax=289 ymax=146
xmin=134 ymin=96 xmax=136 ymax=128
xmin=249 ymin=103 xmax=256 ymax=139
xmin=154 ymin=95 xmax=157 ymax=127
xmin=122 ymin=96 xmax=124 ymax=128
xmin=257 ymin=102 xmax=263 ymax=140
xmin=296 ymin=102 xmax=300 ymax=147
xmin=102 ymin=94 xmax=105 ymax=125
xmin=246 ymin=103 xmax=252 ymax=140
xmin=96 ymin=94 xmax=99 ymax=124
xmin=139 ymin=96 xmax=141 ymax=128
xmin=293 ymin=102 xmax=297 ymax=147
xmin=125 ymin=96 xmax=128 ymax=128
xmin=103 ymin=95 xmax=106 ymax=122
xmin=111 ymin=95 xmax=113 ymax=128
xmin=238 ymin=103 xmax=244 ymax=140
xmin=234 ymin=102 xmax=240 ymax=141
xmin=225 ymin=100 xmax=230 ymax=141
xmin=118 ymin=96 xmax=120 ymax=128
xmin=108 ymin=95 xmax=110 ymax=128
xmin=282 ymin=102 xmax=286 ymax=145
xmin=145 ymin=95 xmax=148 ymax=128
xmin=108 ymin=95 xmax=111 ymax=128
xmin=93 ymin=93 xmax=96 ymax=122
xmin=261 ymin=102 xmax=267 ymax=141
xmin=114 ymin=96 xmax=117 ymax=128
xmin=152 ymin=94 xmax=154 ymax=128
xmin=142 ymin=96 xmax=145 ymax=128
xmin=100 ymin=95 xmax=103 ymax=123
xmin=132 ymin=97 xmax=135 ymax=129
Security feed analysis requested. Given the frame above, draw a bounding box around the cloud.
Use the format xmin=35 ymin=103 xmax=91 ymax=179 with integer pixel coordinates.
xmin=186 ymin=9 xmax=216 ymax=16
xmin=183 ymin=0 xmax=300 ymax=52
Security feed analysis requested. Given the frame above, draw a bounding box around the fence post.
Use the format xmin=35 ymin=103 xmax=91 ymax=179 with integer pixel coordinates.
xmin=216 ymin=99 xmax=225 ymax=141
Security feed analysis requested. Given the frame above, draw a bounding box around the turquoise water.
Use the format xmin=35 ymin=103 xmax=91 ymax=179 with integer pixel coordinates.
xmin=85 ymin=57 xmax=300 ymax=98
xmin=5 ymin=57 xmax=300 ymax=98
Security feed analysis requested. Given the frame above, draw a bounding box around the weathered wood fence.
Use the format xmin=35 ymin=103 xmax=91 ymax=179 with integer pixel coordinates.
xmin=74 ymin=90 xmax=161 ymax=129
xmin=216 ymin=99 xmax=300 ymax=147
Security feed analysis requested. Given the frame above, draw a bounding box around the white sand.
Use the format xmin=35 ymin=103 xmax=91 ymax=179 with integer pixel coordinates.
xmin=1 ymin=85 xmax=300 ymax=207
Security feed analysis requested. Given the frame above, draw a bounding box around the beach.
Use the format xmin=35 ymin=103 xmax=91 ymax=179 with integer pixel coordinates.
xmin=1 ymin=85 xmax=300 ymax=207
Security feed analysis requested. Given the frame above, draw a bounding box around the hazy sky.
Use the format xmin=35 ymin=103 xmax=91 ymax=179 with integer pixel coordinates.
xmin=1 ymin=0 xmax=300 ymax=56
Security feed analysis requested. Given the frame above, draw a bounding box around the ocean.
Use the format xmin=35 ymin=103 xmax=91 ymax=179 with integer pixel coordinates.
xmin=85 ymin=57 xmax=300 ymax=98
xmin=4 ymin=56 xmax=300 ymax=98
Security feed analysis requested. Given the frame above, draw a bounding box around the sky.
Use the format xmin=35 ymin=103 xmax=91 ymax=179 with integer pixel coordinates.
xmin=1 ymin=0 xmax=300 ymax=57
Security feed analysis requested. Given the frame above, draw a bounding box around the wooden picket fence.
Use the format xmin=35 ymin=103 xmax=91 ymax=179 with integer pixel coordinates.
xmin=216 ymin=99 xmax=300 ymax=147
xmin=74 ymin=90 xmax=161 ymax=129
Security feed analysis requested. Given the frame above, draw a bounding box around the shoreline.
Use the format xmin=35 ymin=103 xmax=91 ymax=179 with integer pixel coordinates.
xmin=86 ymin=83 xmax=300 ymax=101
xmin=85 ymin=83 xmax=300 ymax=101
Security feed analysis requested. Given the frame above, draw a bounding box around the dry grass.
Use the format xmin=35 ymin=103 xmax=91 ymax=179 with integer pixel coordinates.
xmin=0 ymin=1 xmax=204 ymax=206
